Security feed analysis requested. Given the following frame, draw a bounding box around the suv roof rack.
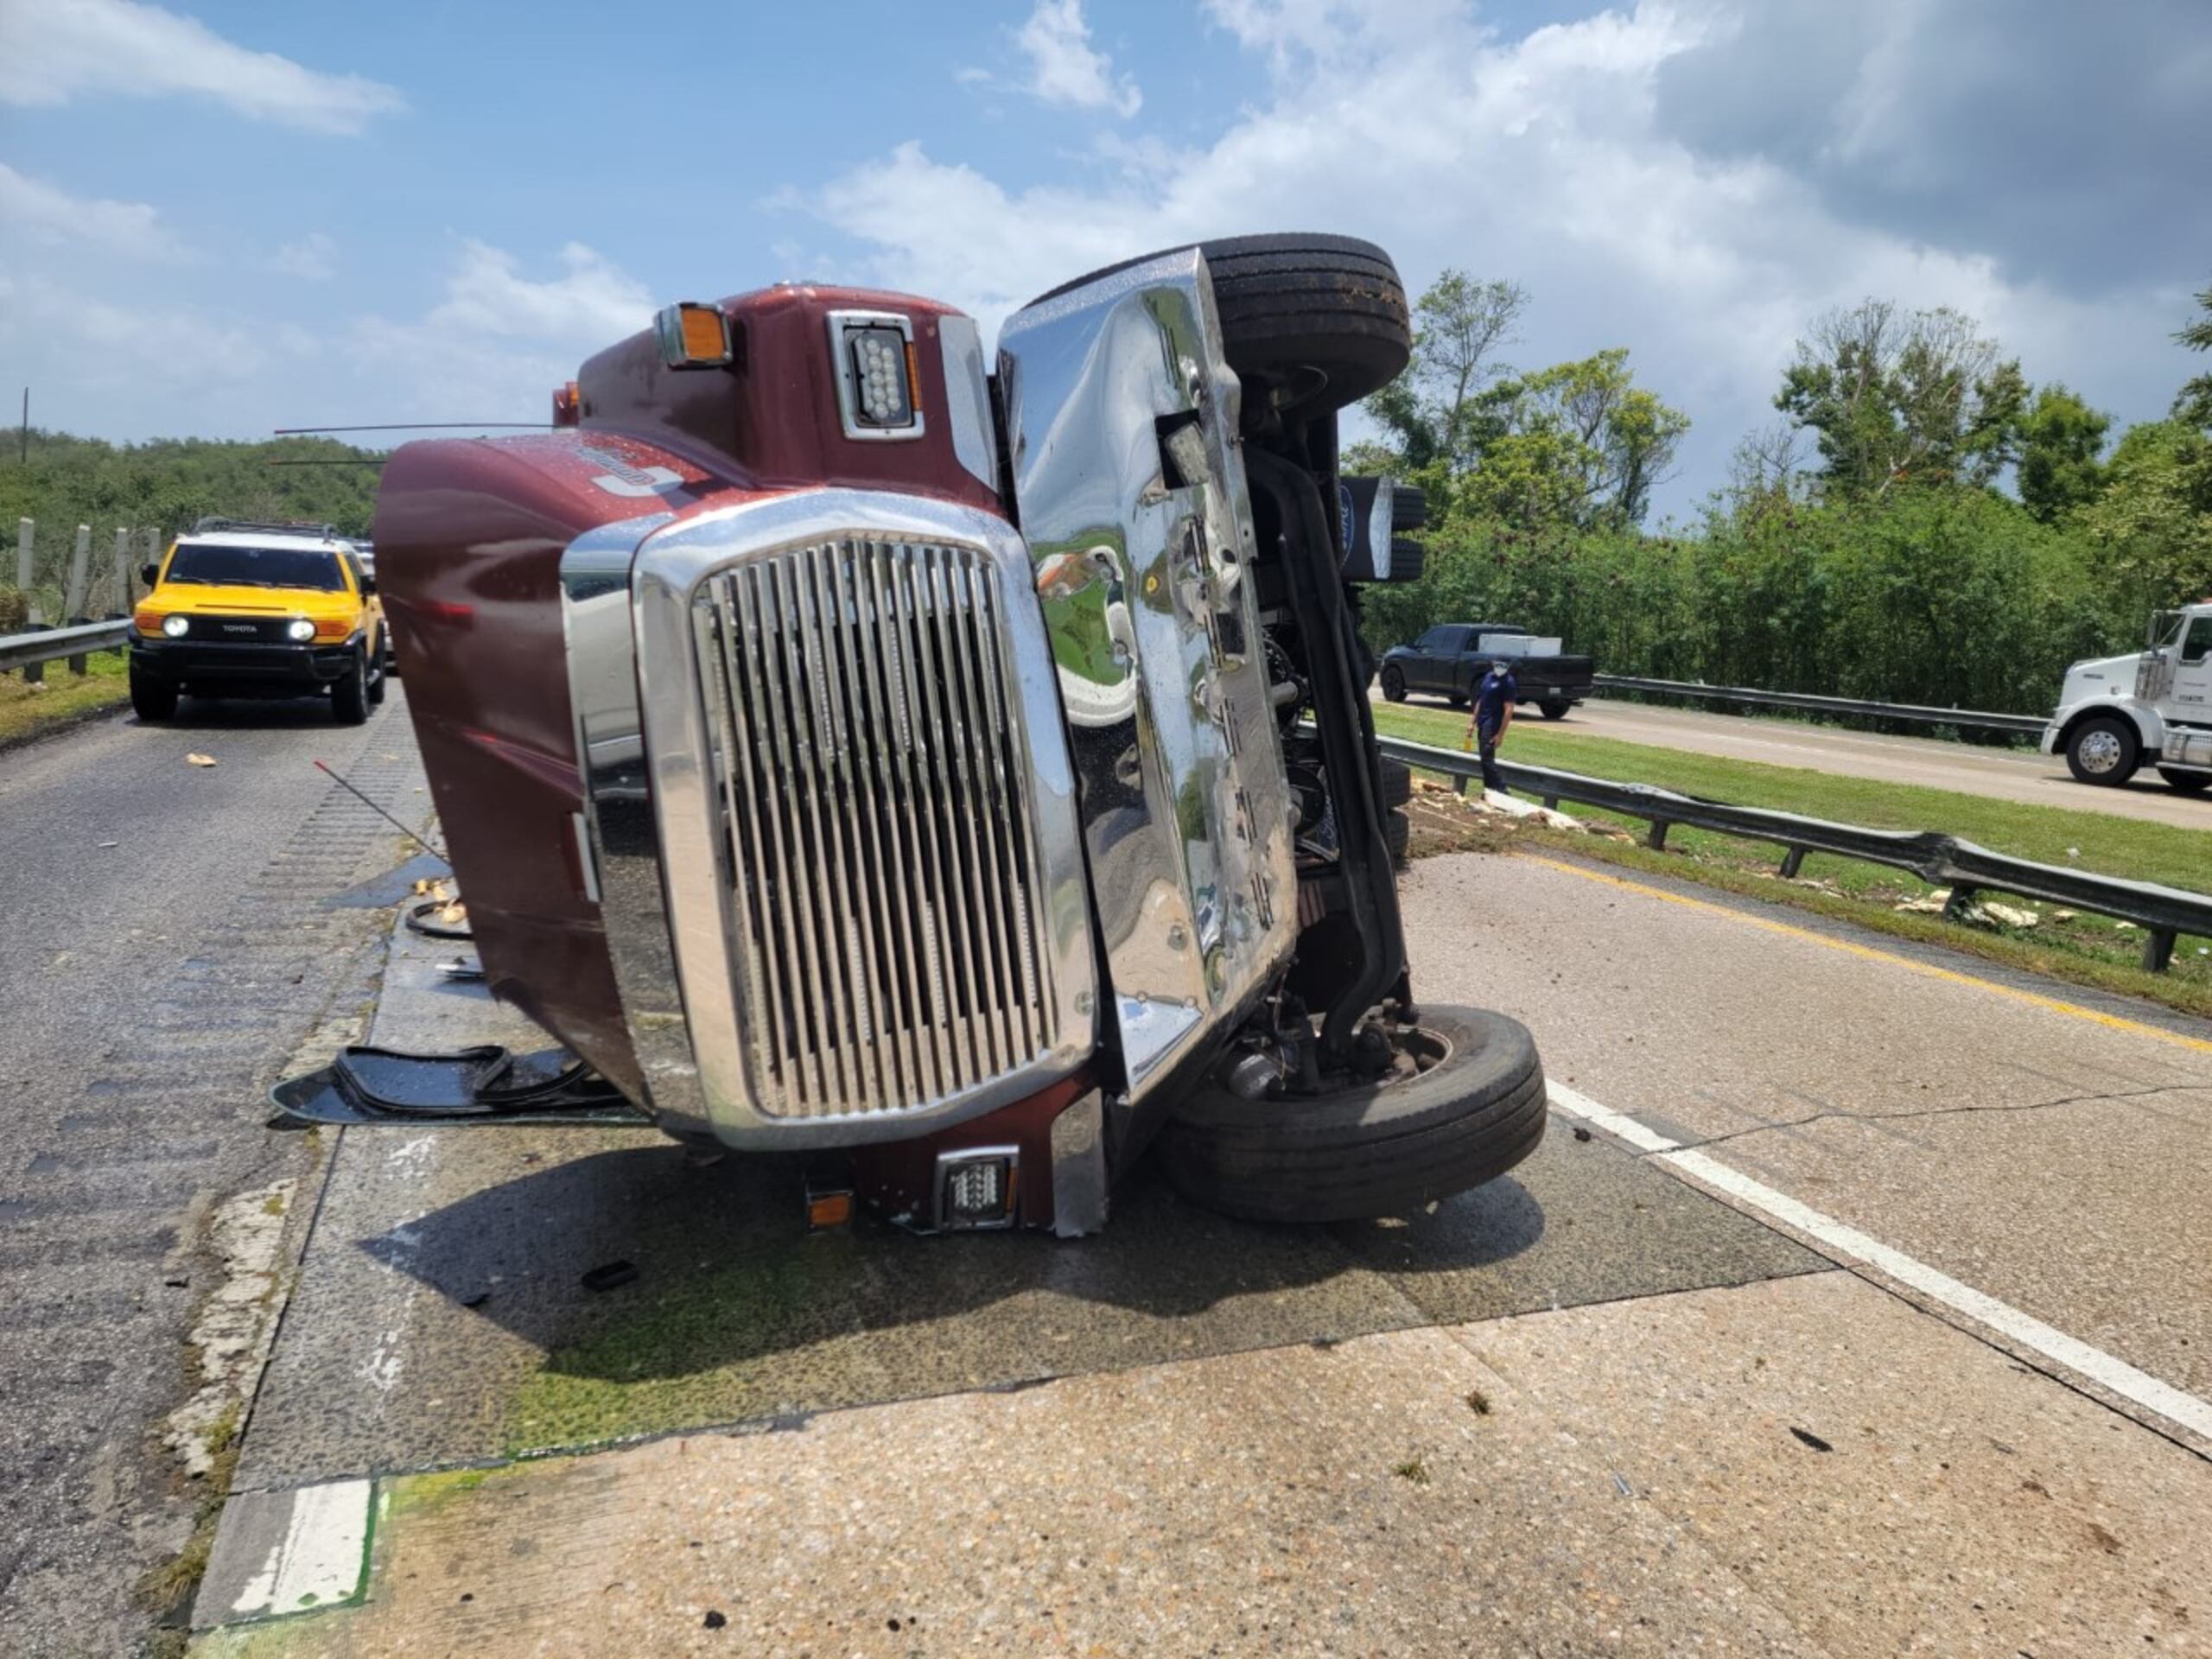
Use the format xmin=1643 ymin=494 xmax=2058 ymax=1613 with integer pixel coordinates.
xmin=189 ymin=517 xmax=342 ymax=538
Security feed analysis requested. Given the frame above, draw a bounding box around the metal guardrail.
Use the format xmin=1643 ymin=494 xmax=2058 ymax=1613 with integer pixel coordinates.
xmin=1376 ymin=732 xmax=2212 ymax=973
xmin=1591 ymin=673 xmax=2050 ymax=737
xmin=0 ymin=620 xmax=131 ymax=676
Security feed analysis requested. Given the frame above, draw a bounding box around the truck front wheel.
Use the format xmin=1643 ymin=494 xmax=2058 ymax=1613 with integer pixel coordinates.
xmin=2064 ymin=715 xmax=2139 ymax=786
xmin=129 ymin=666 xmax=177 ymax=722
xmin=1539 ymin=699 xmax=1570 ymax=721
xmin=331 ymin=650 xmax=370 ymax=725
xmin=1380 ymin=664 xmax=1407 ymax=702
xmin=1158 ymin=1007 xmax=1546 ymax=1224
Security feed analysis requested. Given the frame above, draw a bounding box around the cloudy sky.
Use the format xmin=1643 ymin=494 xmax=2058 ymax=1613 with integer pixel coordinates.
xmin=3 ymin=0 xmax=2207 ymax=518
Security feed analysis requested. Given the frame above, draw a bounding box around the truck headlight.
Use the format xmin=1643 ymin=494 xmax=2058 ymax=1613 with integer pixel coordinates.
xmin=162 ymin=614 xmax=189 ymax=638
xmin=287 ymin=618 xmax=316 ymax=641
xmin=830 ymin=311 xmax=922 ymax=438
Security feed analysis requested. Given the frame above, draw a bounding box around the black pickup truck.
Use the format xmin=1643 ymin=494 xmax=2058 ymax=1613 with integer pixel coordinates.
xmin=1377 ymin=623 xmax=1594 ymax=719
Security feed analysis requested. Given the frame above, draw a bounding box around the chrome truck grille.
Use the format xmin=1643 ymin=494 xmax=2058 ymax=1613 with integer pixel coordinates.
xmin=567 ymin=490 xmax=1096 ymax=1148
xmin=692 ymin=540 xmax=1056 ymax=1118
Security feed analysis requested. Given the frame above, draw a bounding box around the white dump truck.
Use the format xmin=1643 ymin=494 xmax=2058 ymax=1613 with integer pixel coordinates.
xmin=2044 ymin=601 xmax=2212 ymax=791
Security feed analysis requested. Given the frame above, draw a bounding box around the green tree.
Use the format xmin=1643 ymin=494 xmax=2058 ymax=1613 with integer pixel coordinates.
xmin=1776 ymin=300 xmax=2025 ymax=497
xmin=1460 ymin=349 xmax=1689 ymax=529
xmin=2174 ymin=279 xmax=2212 ymax=430
xmin=1364 ymin=270 xmax=1527 ymax=471
xmin=2015 ymin=385 xmax=2110 ymax=523
xmin=2081 ymin=420 xmax=2212 ymax=605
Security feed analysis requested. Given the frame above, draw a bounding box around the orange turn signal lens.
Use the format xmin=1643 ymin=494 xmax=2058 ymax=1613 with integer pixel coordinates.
xmin=806 ymin=1192 xmax=854 ymax=1230
xmin=655 ymin=302 xmax=733 ymax=369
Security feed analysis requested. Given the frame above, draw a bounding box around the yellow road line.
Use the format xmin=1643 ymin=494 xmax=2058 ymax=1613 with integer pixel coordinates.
xmin=1527 ymin=855 xmax=2212 ymax=1055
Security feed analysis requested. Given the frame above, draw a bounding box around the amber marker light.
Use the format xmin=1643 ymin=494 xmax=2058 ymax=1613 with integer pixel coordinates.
xmin=653 ymin=302 xmax=734 ymax=369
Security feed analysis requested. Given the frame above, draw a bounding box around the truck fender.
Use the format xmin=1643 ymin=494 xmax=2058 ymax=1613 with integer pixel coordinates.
xmin=2054 ymin=696 xmax=2163 ymax=753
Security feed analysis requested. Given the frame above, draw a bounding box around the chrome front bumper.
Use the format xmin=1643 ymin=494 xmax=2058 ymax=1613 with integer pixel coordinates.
xmin=996 ymin=249 xmax=1300 ymax=1100
xmin=563 ymin=491 xmax=1097 ymax=1148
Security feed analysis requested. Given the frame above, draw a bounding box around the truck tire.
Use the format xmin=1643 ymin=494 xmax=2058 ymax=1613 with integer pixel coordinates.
xmin=129 ymin=666 xmax=177 ymax=722
xmin=1380 ymin=664 xmax=1408 ymax=702
xmin=332 ymin=649 xmax=370 ymax=725
xmin=1378 ymin=756 xmax=1413 ymax=808
xmin=1033 ymin=234 xmax=1411 ymax=424
xmin=2158 ymin=766 xmax=2210 ymax=794
xmin=1160 ymin=1006 xmax=1546 ymax=1223
xmin=1384 ymin=806 xmax=1410 ymax=868
xmin=365 ymin=645 xmax=387 ymax=707
xmin=1391 ymin=484 xmax=1427 ymax=531
xmin=1384 ymin=535 xmax=1425 ymax=582
xmin=2064 ymin=714 xmax=2138 ymax=786
xmin=1539 ymin=699 xmax=1570 ymax=721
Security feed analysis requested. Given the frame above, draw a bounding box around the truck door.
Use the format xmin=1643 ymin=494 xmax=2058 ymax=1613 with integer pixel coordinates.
xmin=1457 ymin=633 xmax=1486 ymax=701
xmin=1410 ymin=626 xmax=1457 ymax=693
xmin=2171 ymin=613 xmax=2212 ymax=720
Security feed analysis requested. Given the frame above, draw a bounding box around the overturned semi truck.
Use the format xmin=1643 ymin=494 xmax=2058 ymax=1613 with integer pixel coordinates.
xmin=277 ymin=235 xmax=1547 ymax=1235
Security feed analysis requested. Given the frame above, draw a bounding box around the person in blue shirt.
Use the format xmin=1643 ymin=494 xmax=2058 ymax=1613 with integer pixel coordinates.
xmin=1468 ymin=658 xmax=1516 ymax=795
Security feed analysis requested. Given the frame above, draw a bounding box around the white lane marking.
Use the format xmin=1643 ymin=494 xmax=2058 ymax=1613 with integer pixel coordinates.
xmin=1547 ymin=1087 xmax=2212 ymax=1445
xmin=1546 ymin=1082 xmax=1680 ymax=1154
xmin=227 ymin=1478 xmax=372 ymax=1618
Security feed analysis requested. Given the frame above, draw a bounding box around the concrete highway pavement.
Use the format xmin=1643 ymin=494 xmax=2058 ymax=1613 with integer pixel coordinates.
xmin=0 ymin=692 xmax=429 ymax=1656
xmin=1497 ymin=694 xmax=2212 ymax=830
xmin=188 ymin=842 xmax=2211 ymax=1654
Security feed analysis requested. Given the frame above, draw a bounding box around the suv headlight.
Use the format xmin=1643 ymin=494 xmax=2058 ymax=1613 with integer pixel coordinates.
xmin=286 ymin=618 xmax=316 ymax=641
xmin=162 ymin=614 xmax=189 ymax=638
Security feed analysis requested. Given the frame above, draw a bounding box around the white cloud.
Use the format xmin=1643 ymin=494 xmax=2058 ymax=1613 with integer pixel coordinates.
xmin=349 ymin=240 xmax=654 ymax=422
xmin=1014 ymin=0 xmax=1141 ymax=117
xmin=0 ymin=162 xmax=183 ymax=259
xmin=803 ymin=0 xmax=2202 ymax=517
xmin=271 ymin=232 xmax=337 ymax=281
xmin=0 ymin=0 xmax=404 ymax=134
xmin=0 ymin=270 xmax=299 ymax=402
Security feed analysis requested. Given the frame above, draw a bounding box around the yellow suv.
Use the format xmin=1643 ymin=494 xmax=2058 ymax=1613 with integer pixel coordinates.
xmin=131 ymin=519 xmax=387 ymax=724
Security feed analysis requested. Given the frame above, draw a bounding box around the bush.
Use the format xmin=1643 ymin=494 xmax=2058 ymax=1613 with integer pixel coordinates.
xmin=1362 ymin=484 xmax=2139 ymax=713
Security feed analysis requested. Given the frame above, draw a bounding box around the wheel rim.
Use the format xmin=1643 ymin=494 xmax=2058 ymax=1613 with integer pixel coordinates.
xmin=2077 ymin=728 xmax=2123 ymax=773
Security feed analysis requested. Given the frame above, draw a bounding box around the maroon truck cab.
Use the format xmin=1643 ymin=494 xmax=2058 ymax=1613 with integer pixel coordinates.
xmin=377 ymin=286 xmax=1001 ymax=1103
xmin=344 ymin=236 xmax=1547 ymax=1238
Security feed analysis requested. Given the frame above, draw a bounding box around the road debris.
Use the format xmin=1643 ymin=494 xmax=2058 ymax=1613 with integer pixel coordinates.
xmin=582 ymin=1261 xmax=639 ymax=1294
xmin=1789 ymin=1427 xmax=1834 ymax=1452
xmin=186 ymin=753 xmax=217 ymax=767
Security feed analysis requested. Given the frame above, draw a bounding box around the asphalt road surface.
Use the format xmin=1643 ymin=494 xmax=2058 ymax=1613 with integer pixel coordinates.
xmin=0 ymin=691 xmax=429 ymax=1656
xmin=1478 ymin=694 xmax=2212 ymax=831
xmin=193 ymin=823 xmax=2212 ymax=1649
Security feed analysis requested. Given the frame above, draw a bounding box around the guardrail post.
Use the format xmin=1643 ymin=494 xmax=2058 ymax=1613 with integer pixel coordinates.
xmin=1451 ymin=773 xmax=1470 ymax=798
xmin=1645 ymin=821 xmax=1670 ymax=850
xmin=2142 ymin=930 xmax=2177 ymax=974
xmin=1942 ymin=885 xmax=1979 ymax=920
xmin=65 ymin=524 xmax=91 ymax=621
xmin=111 ymin=528 xmax=132 ymax=624
xmin=65 ymin=525 xmax=92 ymax=673
xmin=1541 ymin=793 xmax=1560 ymax=811
xmin=1778 ymin=847 xmax=1806 ymax=879
xmin=14 ymin=517 xmax=40 ymax=683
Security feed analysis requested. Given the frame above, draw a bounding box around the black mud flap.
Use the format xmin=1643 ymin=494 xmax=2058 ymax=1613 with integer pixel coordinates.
xmin=270 ymin=1046 xmax=652 ymax=1128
